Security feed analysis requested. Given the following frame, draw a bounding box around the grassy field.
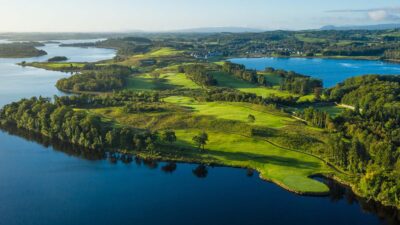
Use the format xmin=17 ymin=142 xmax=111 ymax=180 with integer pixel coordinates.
xmin=24 ymin=62 xmax=86 ymax=70
xmin=212 ymin=71 xmax=297 ymax=98
xmin=164 ymin=96 xmax=294 ymax=128
xmin=87 ymin=99 xmax=333 ymax=194
xmin=174 ymin=129 xmax=331 ymax=194
xmin=127 ymin=72 xmax=200 ymax=91
xmin=120 ymin=47 xmax=184 ymax=66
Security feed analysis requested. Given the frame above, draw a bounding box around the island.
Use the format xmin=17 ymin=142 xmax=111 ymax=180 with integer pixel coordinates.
xmin=47 ymin=56 xmax=68 ymax=62
xmin=1 ymin=34 xmax=399 ymax=210
xmin=0 ymin=42 xmax=47 ymax=58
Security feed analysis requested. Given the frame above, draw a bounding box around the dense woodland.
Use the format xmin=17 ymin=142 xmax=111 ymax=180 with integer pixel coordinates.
xmin=180 ymin=64 xmax=218 ymax=86
xmin=323 ymin=76 xmax=400 ymax=206
xmin=0 ymin=97 xmax=162 ymax=152
xmin=56 ymin=65 xmax=134 ymax=92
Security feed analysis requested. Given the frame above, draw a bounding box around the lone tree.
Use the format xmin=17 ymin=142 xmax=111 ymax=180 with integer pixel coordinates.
xmin=161 ymin=130 xmax=177 ymax=144
xmin=248 ymin=114 xmax=256 ymax=123
xmin=192 ymin=131 xmax=208 ymax=151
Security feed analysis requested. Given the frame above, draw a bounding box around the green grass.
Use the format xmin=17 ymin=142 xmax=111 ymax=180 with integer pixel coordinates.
xmin=148 ymin=48 xmax=183 ymax=57
xmin=26 ymin=62 xmax=85 ymax=70
xmin=174 ymin=129 xmax=331 ymax=194
xmin=120 ymin=47 xmax=183 ymax=66
xmin=161 ymin=73 xmax=200 ymax=89
xmin=212 ymin=71 xmax=295 ymax=98
xmin=164 ymin=96 xmax=294 ymax=128
xmin=127 ymin=72 xmax=200 ymax=91
xmin=87 ymin=96 xmax=335 ymax=194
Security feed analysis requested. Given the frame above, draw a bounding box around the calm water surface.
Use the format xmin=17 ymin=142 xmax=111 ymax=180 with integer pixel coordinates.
xmin=230 ymin=57 xmax=400 ymax=87
xmin=0 ymin=44 xmax=399 ymax=225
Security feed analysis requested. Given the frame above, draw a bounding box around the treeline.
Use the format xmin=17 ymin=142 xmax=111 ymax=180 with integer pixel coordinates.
xmin=0 ymin=97 xmax=159 ymax=152
xmin=222 ymin=62 xmax=268 ymax=86
xmin=180 ymin=64 xmax=218 ymax=86
xmin=322 ymin=45 xmax=386 ymax=57
xmin=0 ymin=42 xmax=47 ymax=58
xmin=295 ymin=107 xmax=330 ymax=128
xmin=56 ymin=65 xmax=134 ymax=92
xmin=200 ymin=88 xmax=299 ymax=106
xmin=275 ymin=69 xmax=323 ymax=95
xmin=54 ymin=91 xmax=160 ymax=108
xmin=323 ymin=75 xmax=400 ymax=208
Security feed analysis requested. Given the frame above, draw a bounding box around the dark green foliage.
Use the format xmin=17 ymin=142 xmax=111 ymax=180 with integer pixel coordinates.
xmin=279 ymin=71 xmax=323 ymax=95
xmin=161 ymin=130 xmax=177 ymax=144
xmin=48 ymin=56 xmax=68 ymax=62
xmin=56 ymin=65 xmax=134 ymax=92
xmin=222 ymin=62 xmax=267 ymax=86
xmin=181 ymin=64 xmax=218 ymax=86
xmin=203 ymin=88 xmax=299 ymax=106
xmin=0 ymin=97 xmax=158 ymax=151
xmin=247 ymin=114 xmax=256 ymax=123
xmin=324 ymin=75 xmax=400 ymax=207
xmin=54 ymin=91 xmax=159 ymax=108
xmin=296 ymin=107 xmax=330 ymax=128
xmin=192 ymin=131 xmax=208 ymax=151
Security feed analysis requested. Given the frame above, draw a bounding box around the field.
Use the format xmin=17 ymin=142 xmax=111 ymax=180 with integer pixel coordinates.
xmin=119 ymin=47 xmax=184 ymax=66
xmin=127 ymin=72 xmax=200 ymax=91
xmin=86 ymin=95 xmax=335 ymax=194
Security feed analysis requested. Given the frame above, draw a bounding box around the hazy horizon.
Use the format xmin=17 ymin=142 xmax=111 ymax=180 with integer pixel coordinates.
xmin=0 ymin=0 xmax=399 ymax=32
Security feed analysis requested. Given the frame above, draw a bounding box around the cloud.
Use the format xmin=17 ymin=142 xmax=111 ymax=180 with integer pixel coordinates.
xmin=326 ymin=7 xmax=400 ymax=22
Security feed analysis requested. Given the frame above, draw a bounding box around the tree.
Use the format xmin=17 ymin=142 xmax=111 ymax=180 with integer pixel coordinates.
xmin=161 ymin=130 xmax=177 ymax=144
xmin=247 ymin=114 xmax=256 ymax=123
xmin=192 ymin=131 xmax=208 ymax=151
xmin=314 ymin=87 xmax=322 ymax=100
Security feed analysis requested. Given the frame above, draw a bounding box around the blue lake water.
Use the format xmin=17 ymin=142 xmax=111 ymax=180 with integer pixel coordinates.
xmin=0 ymin=44 xmax=399 ymax=225
xmin=230 ymin=57 xmax=400 ymax=87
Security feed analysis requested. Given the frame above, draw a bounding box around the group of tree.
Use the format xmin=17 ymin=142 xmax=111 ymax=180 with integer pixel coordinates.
xmin=179 ymin=64 xmax=218 ymax=86
xmin=322 ymin=75 xmax=400 ymax=207
xmin=0 ymin=97 xmax=179 ymax=153
xmin=222 ymin=62 xmax=268 ymax=86
xmin=56 ymin=65 xmax=134 ymax=92
xmin=201 ymin=88 xmax=299 ymax=106
xmin=278 ymin=71 xmax=323 ymax=95
xmin=54 ymin=91 xmax=160 ymax=108
xmin=47 ymin=56 xmax=68 ymax=62
xmin=295 ymin=107 xmax=330 ymax=128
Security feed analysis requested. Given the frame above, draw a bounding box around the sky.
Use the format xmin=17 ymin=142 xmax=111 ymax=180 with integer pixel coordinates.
xmin=0 ymin=0 xmax=399 ymax=32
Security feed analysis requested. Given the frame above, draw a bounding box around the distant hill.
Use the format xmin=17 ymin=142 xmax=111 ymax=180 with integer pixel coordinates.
xmin=321 ymin=24 xmax=400 ymax=31
xmin=170 ymin=27 xmax=264 ymax=33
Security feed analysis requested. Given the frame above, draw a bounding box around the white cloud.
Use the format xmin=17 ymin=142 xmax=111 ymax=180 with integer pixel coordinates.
xmin=327 ymin=7 xmax=400 ymax=22
xmin=368 ymin=10 xmax=390 ymax=21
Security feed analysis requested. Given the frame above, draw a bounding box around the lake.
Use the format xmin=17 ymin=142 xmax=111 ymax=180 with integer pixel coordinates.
xmin=0 ymin=44 xmax=399 ymax=225
xmin=229 ymin=57 xmax=400 ymax=87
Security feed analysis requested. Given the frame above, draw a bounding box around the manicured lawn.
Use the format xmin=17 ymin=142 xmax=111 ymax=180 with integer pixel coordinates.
xmin=127 ymin=72 xmax=200 ymax=91
xmin=164 ymin=96 xmax=294 ymax=128
xmin=120 ymin=47 xmax=183 ymax=66
xmin=87 ymin=96 xmax=334 ymax=195
xmin=174 ymin=129 xmax=331 ymax=194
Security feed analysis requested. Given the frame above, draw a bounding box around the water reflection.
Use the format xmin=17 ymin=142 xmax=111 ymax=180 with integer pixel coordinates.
xmin=192 ymin=165 xmax=208 ymax=178
xmin=317 ymin=176 xmax=400 ymax=225
xmin=1 ymin=124 xmax=400 ymax=225
xmin=162 ymin=162 xmax=177 ymax=173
